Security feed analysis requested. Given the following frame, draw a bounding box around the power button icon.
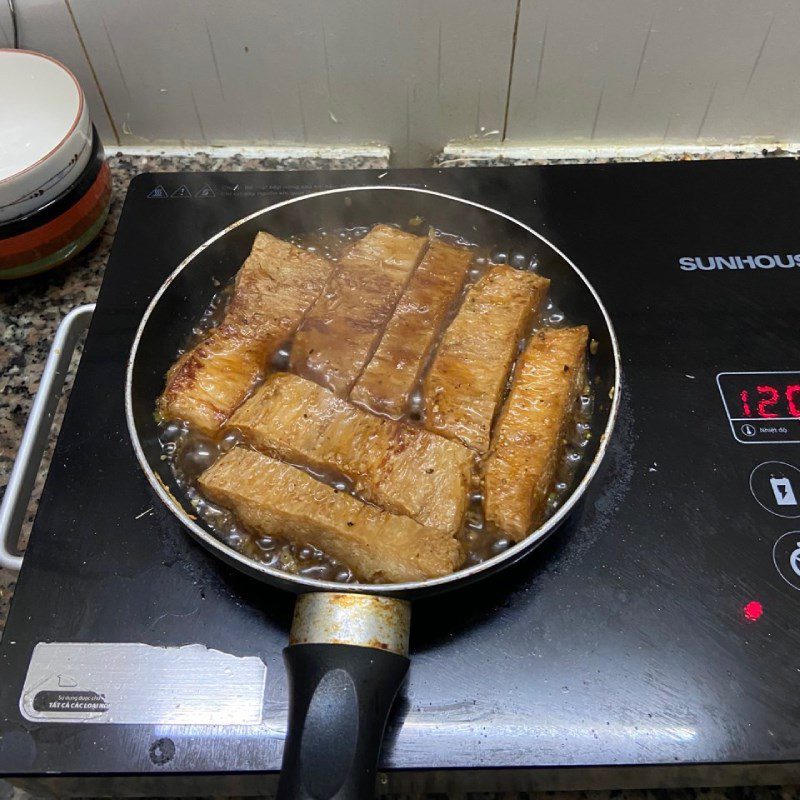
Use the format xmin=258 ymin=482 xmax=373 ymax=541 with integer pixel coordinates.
xmin=773 ymin=532 xmax=800 ymax=591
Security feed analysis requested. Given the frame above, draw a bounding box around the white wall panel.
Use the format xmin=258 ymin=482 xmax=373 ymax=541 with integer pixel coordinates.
xmin=506 ymin=0 xmax=800 ymax=146
xmin=14 ymin=0 xmax=118 ymax=146
xmin=64 ymin=0 xmax=517 ymax=163
xmin=0 ymin=6 xmax=12 ymax=46
xmin=12 ymin=0 xmax=800 ymax=163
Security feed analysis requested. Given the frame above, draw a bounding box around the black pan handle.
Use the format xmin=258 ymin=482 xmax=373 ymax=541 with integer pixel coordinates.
xmin=276 ymin=593 xmax=411 ymax=800
xmin=277 ymin=642 xmax=409 ymax=800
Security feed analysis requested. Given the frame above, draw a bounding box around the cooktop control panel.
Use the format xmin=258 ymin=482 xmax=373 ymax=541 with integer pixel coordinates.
xmin=717 ymin=371 xmax=800 ymax=598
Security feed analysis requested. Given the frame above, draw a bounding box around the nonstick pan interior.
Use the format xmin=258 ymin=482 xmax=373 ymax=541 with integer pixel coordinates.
xmin=126 ymin=186 xmax=620 ymax=598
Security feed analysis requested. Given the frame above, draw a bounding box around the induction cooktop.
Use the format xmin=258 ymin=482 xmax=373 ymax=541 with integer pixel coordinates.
xmin=1 ymin=162 xmax=799 ymax=796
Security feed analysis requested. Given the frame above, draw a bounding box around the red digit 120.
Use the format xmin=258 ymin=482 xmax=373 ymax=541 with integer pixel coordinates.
xmin=739 ymin=385 xmax=800 ymax=418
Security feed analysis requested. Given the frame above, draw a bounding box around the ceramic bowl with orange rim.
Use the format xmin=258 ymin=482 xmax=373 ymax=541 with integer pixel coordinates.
xmin=0 ymin=127 xmax=111 ymax=279
xmin=0 ymin=49 xmax=111 ymax=279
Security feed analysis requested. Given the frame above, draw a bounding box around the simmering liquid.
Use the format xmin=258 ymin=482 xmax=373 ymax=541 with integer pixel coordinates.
xmin=159 ymin=222 xmax=595 ymax=583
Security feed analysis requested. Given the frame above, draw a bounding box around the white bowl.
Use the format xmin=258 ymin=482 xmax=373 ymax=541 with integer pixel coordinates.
xmin=0 ymin=49 xmax=92 ymax=224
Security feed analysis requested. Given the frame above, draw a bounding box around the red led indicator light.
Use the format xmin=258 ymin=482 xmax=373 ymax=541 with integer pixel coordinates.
xmin=743 ymin=600 xmax=763 ymax=622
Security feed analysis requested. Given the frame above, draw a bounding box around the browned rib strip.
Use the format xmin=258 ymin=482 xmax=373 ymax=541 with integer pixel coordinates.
xmin=228 ymin=372 xmax=472 ymax=533
xmin=290 ymin=224 xmax=427 ymax=395
xmin=350 ymin=239 xmax=472 ymax=417
xmin=421 ymin=265 xmax=550 ymax=453
xmin=158 ymin=232 xmax=334 ymax=433
xmin=483 ymin=326 xmax=588 ymax=540
xmin=199 ymin=447 xmax=460 ymax=582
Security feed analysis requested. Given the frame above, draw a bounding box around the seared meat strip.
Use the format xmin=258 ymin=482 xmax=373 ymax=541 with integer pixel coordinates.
xmin=483 ymin=325 xmax=588 ymax=540
xmin=199 ymin=447 xmax=460 ymax=582
xmin=228 ymin=372 xmax=472 ymax=533
xmin=158 ymin=231 xmax=333 ymax=433
xmin=421 ymin=265 xmax=550 ymax=453
xmin=290 ymin=224 xmax=427 ymax=395
xmin=350 ymin=239 xmax=472 ymax=417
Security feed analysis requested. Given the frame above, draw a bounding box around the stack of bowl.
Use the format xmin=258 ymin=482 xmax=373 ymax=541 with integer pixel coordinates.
xmin=0 ymin=49 xmax=112 ymax=279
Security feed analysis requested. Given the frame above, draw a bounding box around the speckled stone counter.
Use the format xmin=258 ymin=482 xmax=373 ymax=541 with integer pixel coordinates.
xmin=1 ymin=151 xmax=798 ymax=800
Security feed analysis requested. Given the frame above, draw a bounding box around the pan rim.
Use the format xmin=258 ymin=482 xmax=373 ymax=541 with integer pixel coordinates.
xmin=125 ymin=184 xmax=621 ymax=596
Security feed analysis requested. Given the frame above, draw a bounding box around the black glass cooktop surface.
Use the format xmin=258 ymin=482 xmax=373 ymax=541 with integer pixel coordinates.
xmin=1 ymin=162 xmax=799 ymax=790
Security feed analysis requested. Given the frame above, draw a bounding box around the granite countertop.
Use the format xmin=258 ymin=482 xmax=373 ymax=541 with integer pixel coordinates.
xmin=0 ymin=151 xmax=797 ymax=800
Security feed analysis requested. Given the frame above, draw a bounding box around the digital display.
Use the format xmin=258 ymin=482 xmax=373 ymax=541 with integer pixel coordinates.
xmin=718 ymin=371 xmax=800 ymax=444
xmin=735 ymin=383 xmax=800 ymax=419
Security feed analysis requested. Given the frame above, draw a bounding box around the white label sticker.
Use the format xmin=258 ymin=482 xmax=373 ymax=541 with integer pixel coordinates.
xmin=20 ymin=642 xmax=266 ymax=725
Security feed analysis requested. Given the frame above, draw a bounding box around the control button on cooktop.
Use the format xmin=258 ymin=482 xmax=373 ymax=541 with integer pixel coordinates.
xmin=750 ymin=461 xmax=800 ymax=518
xmin=773 ymin=531 xmax=800 ymax=592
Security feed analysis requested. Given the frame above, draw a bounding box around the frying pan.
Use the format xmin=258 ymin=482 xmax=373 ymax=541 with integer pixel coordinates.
xmin=125 ymin=186 xmax=621 ymax=800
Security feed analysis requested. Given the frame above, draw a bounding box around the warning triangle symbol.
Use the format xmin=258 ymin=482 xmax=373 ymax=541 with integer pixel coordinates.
xmin=147 ymin=185 xmax=168 ymax=199
xmin=171 ymin=185 xmax=192 ymax=198
xmin=196 ymin=184 xmax=215 ymax=198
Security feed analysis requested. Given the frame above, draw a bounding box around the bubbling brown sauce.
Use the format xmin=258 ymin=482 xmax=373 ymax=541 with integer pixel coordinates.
xmin=159 ymin=222 xmax=595 ymax=583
